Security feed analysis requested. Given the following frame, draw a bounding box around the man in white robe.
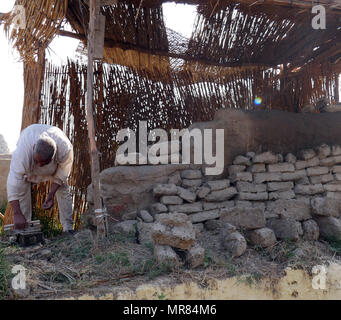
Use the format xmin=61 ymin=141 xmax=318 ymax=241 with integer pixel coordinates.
xmin=7 ymin=124 xmax=74 ymax=232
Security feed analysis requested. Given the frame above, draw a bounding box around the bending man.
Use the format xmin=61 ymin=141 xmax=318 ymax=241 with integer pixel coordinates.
xmin=7 ymin=124 xmax=74 ymax=232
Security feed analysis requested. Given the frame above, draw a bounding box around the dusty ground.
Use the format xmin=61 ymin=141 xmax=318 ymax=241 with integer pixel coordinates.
xmin=1 ymin=227 xmax=341 ymax=300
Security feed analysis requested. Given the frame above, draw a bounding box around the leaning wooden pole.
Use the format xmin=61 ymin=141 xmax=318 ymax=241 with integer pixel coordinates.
xmin=3 ymin=47 xmax=46 ymax=227
xmin=87 ymin=0 xmax=107 ymax=238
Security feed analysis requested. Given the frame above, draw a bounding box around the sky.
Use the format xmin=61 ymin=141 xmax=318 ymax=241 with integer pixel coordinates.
xmin=0 ymin=1 xmax=197 ymax=152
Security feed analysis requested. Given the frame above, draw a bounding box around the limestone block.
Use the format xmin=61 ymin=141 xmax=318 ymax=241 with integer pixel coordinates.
xmin=182 ymin=179 xmax=202 ymax=188
xmin=177 ymin=187 xmax=196 ymax=203
xmin=139 ymin=210 xmax=154 ymax=223
xmin=332 ymin=145 xmax=341 ymax=156
xmin=323 ymin=183 xmax=341 ymax=192
xmin=267 ymin=181 xmax=294 ymax=192
xmin=248 ymin=164 xmax=266 ymax=173
xmin=285 ymin=153 xmax=297 ymax=164
xmin=189 ymin=209 xmax=221 ymax=223
xmin=204 ymin=187 xmax=238 ymax=202
xmin=150 ymin=203 xmax=168 ymax=215
xmin=207 ymin=180 xmax=230 ymax=191
xmin=203 ymin=201 xmax=235 ymax=211
xmin=161 ymin=195 xmax=183 ymax=205
xmin=310 ymin=174 xmax=334 ymax=184
xmin=306 ymin=167 xmax=329 ymax=176
xmin=168 ymin=202 xmax=203 ymax=213
xmin=269 ymin=190 xmax=295 ymax=200
xmin=311 ymin=197 xmax=340 ymax=217
xmin=233 ymin=155 xmax=251 ymax=166
xmin=237 ymin=192 xmax=268 ymax=201
xmin=314 ymin=217 xmax=341 ymax=240
xmin=168 ymin=171 xmax=182 ymax=186
xmin=220 ymin=207 xmax=266 ymax=230
xmin=221 ymin=232 xmax=247 ymax=257
xmin=316 ymin=144 xmax=331 ymax=159
xmin=253 ymin=172 xmax=281 ymax=183
xmin=196 ymin=186 xmax=211 ymax=199
xmin=154 ymin=245 xmax=182 ymax=266
xmin=299 ymin=149 xmax=316 ymax=161
xmin=252 ymin=151 xmax=278 ymax=164
xmin=302 ymin=220 xmax=319 ymax=240
xmin=236 ymin=182 xmax=266 ymax=193
xmin=228 ymin=165 xmax=246 ymax=175
xmin=181 ymin=169 xmax=202 ymax=180
xmin=246 ymin=228 xmax=277 ymax=248
xmin=266 ymin=218 xmax=302 ymax=241
xmin=153 ymin=184 xmax=178 ymax=197
xmin=281 ymin=170 xmax=307 ymax=181
xmin=230 ymin=172 xmax=253 ymax=183
xmin=266 ymin=199 xmax=311 ymax=221
xmin=294 ymin=184 xmax=324 ymax=195
xmin=186 ymin=244 xmax=205 ymax=268
xmin=267 ymin=163 xmax=295 ymax=173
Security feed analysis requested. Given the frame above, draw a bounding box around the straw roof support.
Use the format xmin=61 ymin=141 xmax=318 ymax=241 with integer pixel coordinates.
xmin=87 ymin=0 xmax=107 ymax=238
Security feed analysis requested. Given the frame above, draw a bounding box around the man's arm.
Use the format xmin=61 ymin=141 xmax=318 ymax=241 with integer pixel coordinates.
xmin=42 ymin=183 xmax=61 ymax=210
xmin=9 ymin=200 xmax=27 ymax=230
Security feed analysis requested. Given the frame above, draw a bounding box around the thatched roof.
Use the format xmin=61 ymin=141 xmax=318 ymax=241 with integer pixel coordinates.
xmin=0 ymin=0 xmax=340 ymax=85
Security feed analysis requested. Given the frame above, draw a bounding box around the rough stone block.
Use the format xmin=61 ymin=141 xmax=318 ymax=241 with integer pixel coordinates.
xmin=237 ymin=192 xmax=268 ymax=201
xmin=177 ymin=187 xmax=196 ymax=203
xmin=186 ymin=244 xmax=205 ymax=268
xmin=326 ymin=192 xmax=341 ymax=200
xmin=253 ymin=152 xmax=278 ymax=164
xmin=182 ymin=179 xmax=202 ymax=188
xmin=137 ymin=222 xmax=155 ymax=244
xmin=161 ymin=195 xmax=183 ymax=205
xmin=220 ymin=207 xmax=266 ymax=230
xmin=168 ymin=171 xmax=182 ymax=186
xmin=168 ymin=202 xmax=203 ymax=213
xmin=246 ymin=152 xmax=256 ymax=159
xmin=228 ymin=165 xmax=246 ymax=175
xmin=266 ymin=218 xmax=302 ymax=241
xmin=155 ymin=212 xmax=191 ymax=227
xmin=189 ymin=209 xmax=220 ymax=223
xmin=281 ymin=170 xmax=307 ymax=181
xmin=203 ymin=201 xmax=235 ymax=211
xmin=153 ymin=184 xmax=178 ymax=197
xmin=151 ymin=221 xmax=196 ymax=250
xmin=324 ymin=183 xmax=341 ymax=192
xmin=236 ymin=181 xmax=266 ymax=193
xmin=316 ymin=144 xmax=331 ymax=159
xmin=248 ymin=164 xmax=266 ymax=173
xmin=181 ymin=169 xmax=202 ymax=180
xmin=266 ymin=199 xmax=311 ymax=221
xmin=299 ymin=149 xmax=316 ymax=161
xmin=334 ymin=174 xmax=341 ymax=181
xmin=295 ymin=161 xmax=308 ymax=170
xmin=235 ymin=200 xmax=252 ymax=208
xmin=267 ymin=181 xmax=294 ymax=192
xmin=285 ymin=153 xmax=297 ymax=164
xmin=302 ymin=220 xmax=319 ymax=240
xmin=311 ymin=197 xmax=340 ymax=217
xmin=307 ymin=156 xmax=321 ymax=167
xmin=314 ymin=216 xmax=341 ymax=239
xmin=154 ymin=245 xmax=181 ymax=266
xmin=268 ymin=163 xmax=295 ymax=173
xmin=193 ymin=223 xmax=204 ymax=237
xmin=332 ymin=145 xmax=341 ymax=156
xmin=204 ymin=219 xmax=221 ymax=231
xmin=320 ymin=157 xmax=337 ymax=166
xmin=306 ymin=167 xmax=329 ymax=176
xmin=207 ymin=180 xmax=230 ymax=191
xmin=254 ymin=172 xmax=281 ymax=183
xmin=139 ymin=210 xmax=154 ymax=223
xmin=310 ymin=174 xmax=334 ymax=184
xmin=196 ymin=186 xmax=211 ymax=199
xmin=110 ymin=220 xmax=137 ymax=237
xmin=294 ymin=184 xmax=324 ymax=195
xmin=269 ymin=190 xmax=295 ymax=200
xmin=230 ymin=172 xmax=253 ymax=183
xmin=204 ymin=187 xmax=238 ymax=202
xmin=332 ymin=166 xmax=341 ymax=174
xmin=246 ymin=228 xmax=277 ymax=248
xmin=150 ymin=203 xmax=168 ymax=215
xmin=253 ymin=202 xmax=266 ymax=210
xmin=233 ymin=155 xmax=251 ymax=166
xmin=221 ymin=231 xmax=247 ymax=257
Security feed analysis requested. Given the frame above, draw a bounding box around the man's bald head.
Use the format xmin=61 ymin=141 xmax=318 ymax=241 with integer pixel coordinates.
xmin=33 ymin=136 xmax=56 ymax=166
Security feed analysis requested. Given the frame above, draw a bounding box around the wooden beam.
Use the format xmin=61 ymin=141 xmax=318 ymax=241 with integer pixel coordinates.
xmin=86 ymin=0 xmax=107 ymax=238
xmin=57 ymin=29 xmax=274 ymax=68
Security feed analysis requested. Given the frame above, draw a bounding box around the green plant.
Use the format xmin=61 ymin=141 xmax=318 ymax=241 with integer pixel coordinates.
xmin=32 ymin=208 xmax=63 ymax=238
xmin=325 ymin=234 xmax=341 ymax=254
xmin=203 ymin=251 xmax=214 ymax=268
xmin=0 ymin=247 xmax=10 ymax=299
xmin=236 ymin=272 xmax=262 ymax=288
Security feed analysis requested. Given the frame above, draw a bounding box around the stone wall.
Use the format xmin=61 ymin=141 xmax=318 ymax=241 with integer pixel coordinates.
xmin=86 ymin=143 xmax=341 ymax=268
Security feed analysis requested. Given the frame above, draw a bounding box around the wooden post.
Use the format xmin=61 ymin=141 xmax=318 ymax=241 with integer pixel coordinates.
xmin=87 ymin=0 xmax=107 ymax=238
xmin=335 ymin=75 xmax=340 ymax=103
xmin=3 ymin=47 xmax=46 ymax=227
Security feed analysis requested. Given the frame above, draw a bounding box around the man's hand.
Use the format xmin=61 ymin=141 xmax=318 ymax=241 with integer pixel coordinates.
xmin=10 ymin=200 xmax=28 ymax=230
xmin=42 ymin=195 xmax=54 ymax=210
xmin=13 ymin=211 xmax=27 ymax=230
